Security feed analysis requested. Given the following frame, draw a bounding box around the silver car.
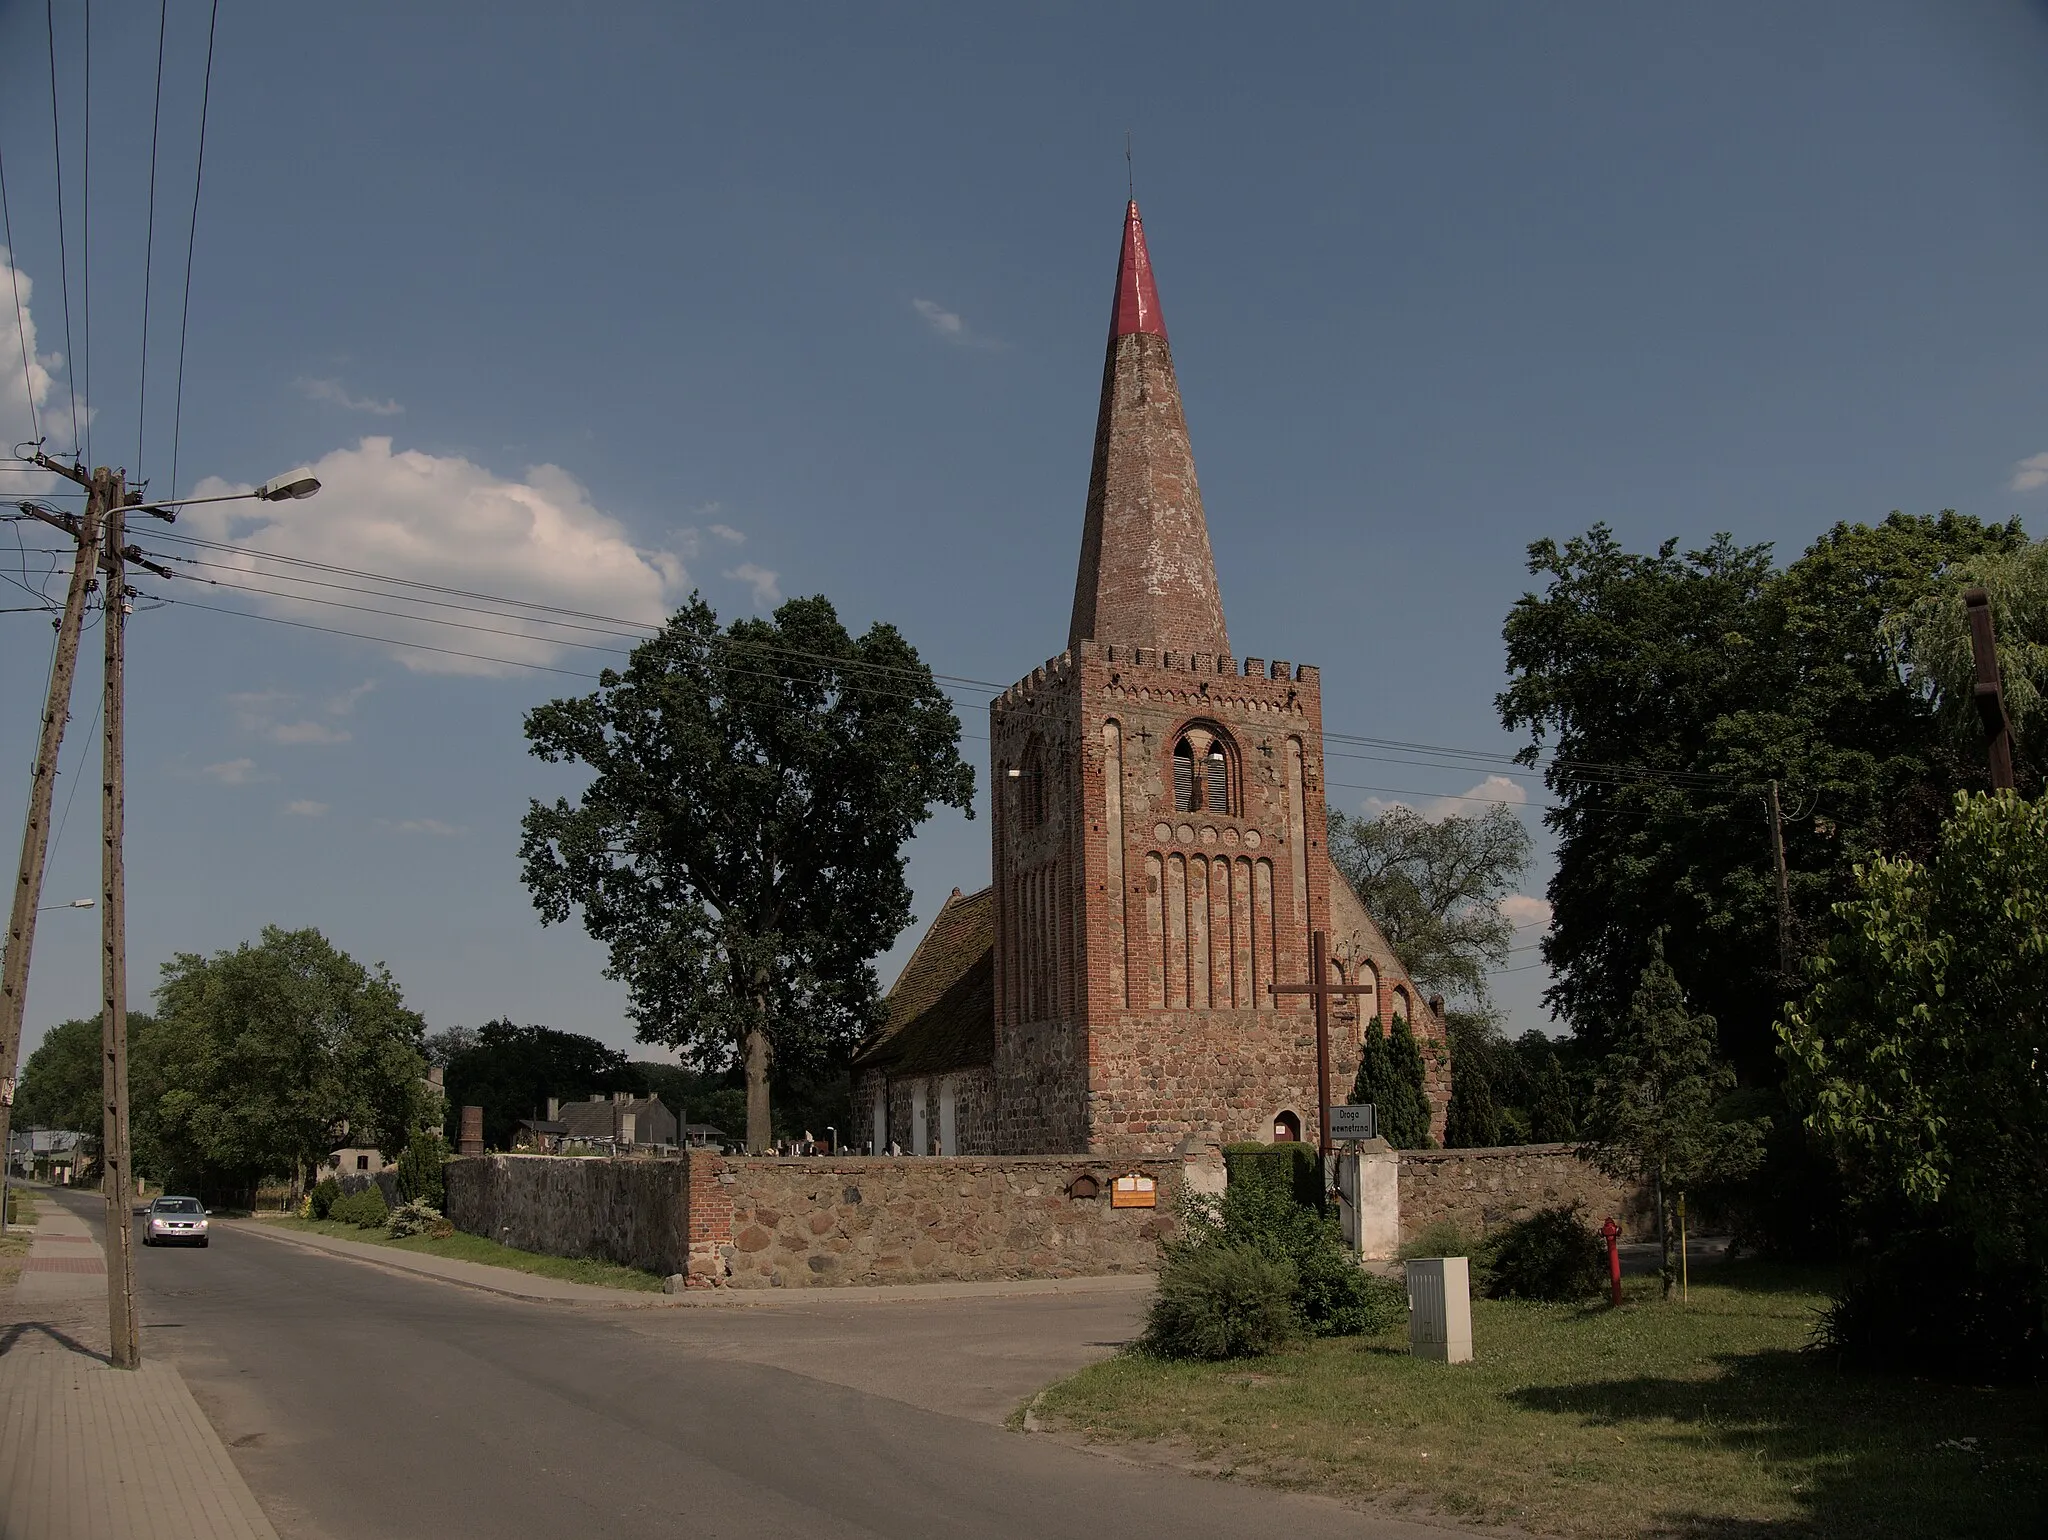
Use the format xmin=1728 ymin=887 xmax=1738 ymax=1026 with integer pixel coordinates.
xmin=143 ymin=1195 xmax=209 ymax=1247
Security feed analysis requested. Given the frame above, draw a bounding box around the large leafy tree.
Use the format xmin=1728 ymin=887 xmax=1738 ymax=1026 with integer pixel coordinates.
xmin=520 ymin=594 xmax=974 ymax=1151
xmin=143 ymin=927 xmax=429 ymax=1193
xmin=442 ymin=1020 xmax=631 ymax=1150
xmin=1327 ymin=802 xmax=1531 ymax=1008
xmin=1499 ymin=513 xmax=2023 ymax=1080
xmin=1582 ymin=936 xmax=1765 ymax=1275
xmin=14 ymin=1013 xmax=156 ymax=1138
xmin=1888 ymin=538 xmax=2048 ymax=777
xmin=1779 ymin=791 xmax=2048 ymax=1288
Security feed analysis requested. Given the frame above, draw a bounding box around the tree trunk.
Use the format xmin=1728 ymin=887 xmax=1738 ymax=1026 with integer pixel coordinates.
xmin=744 ymin=975 xmax=773 ymax=1153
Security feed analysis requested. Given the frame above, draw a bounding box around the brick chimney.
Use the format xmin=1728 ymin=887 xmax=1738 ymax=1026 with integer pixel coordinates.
xmin=1068 ymin=200 xmax=1229 ymax=659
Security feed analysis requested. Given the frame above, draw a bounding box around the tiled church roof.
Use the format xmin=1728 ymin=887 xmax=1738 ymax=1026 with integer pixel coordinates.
xmin=852 ymin=886 xmax=995 ymax=1077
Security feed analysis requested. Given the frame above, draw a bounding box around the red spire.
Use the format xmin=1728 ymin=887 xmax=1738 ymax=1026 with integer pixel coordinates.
xmin=1110 ymin=200 xmax=1167 ymax=340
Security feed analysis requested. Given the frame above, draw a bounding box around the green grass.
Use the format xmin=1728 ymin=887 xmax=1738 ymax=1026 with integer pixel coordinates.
xmin=260 ymin=1216 xmax=666 ymax=1292
xmin=1031 ymin=1261 xmax=2046 ymax=1539
xmin=3 ymin=1187 xmax=38 ymax=1227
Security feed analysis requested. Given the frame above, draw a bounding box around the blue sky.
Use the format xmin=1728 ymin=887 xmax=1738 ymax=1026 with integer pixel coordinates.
xmin=4 ymin=2 xmax=2047 ymax=1064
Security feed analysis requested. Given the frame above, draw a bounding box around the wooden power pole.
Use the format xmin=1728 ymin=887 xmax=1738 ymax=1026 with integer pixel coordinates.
xmin=0 ymin=466 xmax=108 ymax=1236
xmin=1964 ymin=587 xmax=2016 ymax=792
xmin=1767 ymin=779 xmax=1794 ymax=988
xmin=98 ymin=469 xmax=141 ymax=1369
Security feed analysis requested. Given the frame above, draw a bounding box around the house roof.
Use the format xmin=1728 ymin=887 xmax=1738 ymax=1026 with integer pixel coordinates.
xmin=852 ymin=886 xmax=995 ymax=1077
xmin=556 ymin=1095 xmax=672 ymax=1139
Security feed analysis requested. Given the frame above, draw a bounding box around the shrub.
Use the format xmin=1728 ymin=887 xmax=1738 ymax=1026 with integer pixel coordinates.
xmin=1817 ymin=1229 xmax=2046 ymax=1385
xmin=330 ymin=1186 xmax=389 ymax=1228
xmin=1477 ymin=1204 xmax=1606 ymax=1302
xmin=385 ymin=1198 xmax=444 ymax=1239
xmin=309 ymin=1177 xmax=342 ymax=1220
xmin=1222 ymin=1142 xmax=1323 ymax=1210
xmin=394 ymin=1132 xmax=448 ymax=1210
xmin=1398 ymin=1219 xmax=1475 ymax=1262
xmin=1145 ymin=1244 xmax=1300 ymax=1360
xmin=1181 ymin=1163 xmax=1406 ymax=1338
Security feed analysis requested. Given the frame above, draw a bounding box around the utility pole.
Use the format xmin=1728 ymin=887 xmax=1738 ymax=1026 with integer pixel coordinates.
xmin=1964 ymin=587 xmax=2016 ymax=792
xmin=0 ymin=460 xmax=107 ymax=1236
xmin=1767 ymin=779 xmax=1793 ymax=989
xmin=98 ymin=468 xmax=141 ymax=1369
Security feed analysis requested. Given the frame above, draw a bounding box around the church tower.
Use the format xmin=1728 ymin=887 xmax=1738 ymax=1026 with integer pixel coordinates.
xmin=857 ymin=201 xmax=1448 ymax=1160
xmin=987 ymin=202 xmax=1445 ymax=1158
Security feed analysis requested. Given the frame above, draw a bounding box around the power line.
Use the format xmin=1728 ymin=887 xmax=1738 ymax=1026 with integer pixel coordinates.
xmin=45 ymin=0 xmax=79 ymax=455
xmin=135 ymin=0 xmax=168 ymax=485
xmin=80 ymin=0 xmax=91 ymax=465
xmin=166 ymin=0 xmax=219 ymax=505
xmin=0 ymin=135 xmax=41 ymax=448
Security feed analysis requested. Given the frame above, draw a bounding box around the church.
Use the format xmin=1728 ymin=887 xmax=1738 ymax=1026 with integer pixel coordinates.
xmin=852 ymin=202 xmax=1450 ymax=1159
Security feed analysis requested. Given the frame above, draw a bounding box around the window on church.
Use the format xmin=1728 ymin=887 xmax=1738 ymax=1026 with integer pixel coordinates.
xmin=1172 ymin=726 xmax=1233 ymax=814
xmin=1015 ymin=746 xmax=1047 ymax=829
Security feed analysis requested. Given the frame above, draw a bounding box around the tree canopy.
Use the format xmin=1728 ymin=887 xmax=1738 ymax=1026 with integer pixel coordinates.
xmin=520 ymin=593 xmax=974 ymax=1150
xmin=1351 ymin=1012 xmax=1432 ymax=1149
xmin=141 ymin=926 xmax=429 ymax=1191
xmin=1498 ymin=513 xmax=2024 ymax=1079
xmin=14 ymin=1013 xmax=155 ymax=1138
xmin=1327 ymin=802 xmax=1530 ymax=1010
xmin=442 ymin=1020 xmax=632 ymax=1150
xmin=1779 ymin=791 xmax=2048 ymax=1284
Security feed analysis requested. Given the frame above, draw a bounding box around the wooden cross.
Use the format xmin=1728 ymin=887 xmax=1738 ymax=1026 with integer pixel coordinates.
xmin=1270 ymin=929 xmax=1376 ymax=1157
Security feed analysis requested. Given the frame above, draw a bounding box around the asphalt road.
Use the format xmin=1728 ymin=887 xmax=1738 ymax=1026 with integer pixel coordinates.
xmin=43 ymin=1189 xmax=1471 ymax=1540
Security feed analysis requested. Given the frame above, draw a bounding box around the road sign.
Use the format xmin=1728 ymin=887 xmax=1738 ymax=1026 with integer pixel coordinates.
xmin=1328 ymin=1104 xmax=1377 ymax=1142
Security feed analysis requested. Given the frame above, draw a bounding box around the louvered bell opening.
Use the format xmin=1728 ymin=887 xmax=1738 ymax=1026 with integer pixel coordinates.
xmin=1173 ymin=746 xmax=1196 ymax=811
xmin=1205 ymin=749 xmax=1227 ymax=814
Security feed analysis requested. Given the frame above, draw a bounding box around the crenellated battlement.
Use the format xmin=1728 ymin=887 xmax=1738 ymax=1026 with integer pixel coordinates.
xmin=995 ymin=643 xmax=1319 ymax=708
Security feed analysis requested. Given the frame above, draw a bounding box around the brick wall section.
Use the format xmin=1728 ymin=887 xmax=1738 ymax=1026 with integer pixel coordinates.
xmin=698 ymin=1155 xmax=1179 ymax=1289
xmin=1397 ymin=1144 xmax=1655 ymax=1244
xmin=445 ymin=1153 xmax=689 ymax=1276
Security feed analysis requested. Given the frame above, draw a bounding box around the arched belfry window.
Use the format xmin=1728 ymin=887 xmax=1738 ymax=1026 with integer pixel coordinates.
xmin=1172 ymin=724 xmax=1234 ymax=815
xmin=1017 ymin=742 xmax=1047 ymax=830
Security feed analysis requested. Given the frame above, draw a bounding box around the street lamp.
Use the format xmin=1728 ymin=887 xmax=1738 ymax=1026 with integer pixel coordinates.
xmin=120 ymin=466 xmax=322 ymax=523
xmin=36 ymin=898 xmax=93 ymax=911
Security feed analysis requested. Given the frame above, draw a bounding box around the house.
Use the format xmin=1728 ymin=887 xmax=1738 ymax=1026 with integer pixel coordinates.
xmin=555 ymin=1092 xmax=679 ymax=1152
xmin=512 ymin=1118 xmax=569 ymax=1154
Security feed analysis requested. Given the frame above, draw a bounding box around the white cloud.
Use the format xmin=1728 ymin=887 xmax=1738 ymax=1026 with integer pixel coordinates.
xmin=912 ymin=298 xmax=965 ymax=339
xmin=388 ymin=817 xmax=462 ymax=837
xmin=1363 ymin=775 xmax=1531 ymax=821
xmin=726 ymin=562 xmax=782 ymax=609
xmin=284 ymin=800 xmax=329 ymax=817
xmin=327 ymin=680 xmax=377 ymax=715
xmin=0 ymin=249 xmax=88 ymax=497
xmin=182 ymin=438 xmax=688 ymax=676
xmin=228 ymin=690 xmax=351 ymax=744
xmin=269 ymin=721 xmax=351 ymax=745
xmin=2012 ymin=452 xmax=2048 ymax=493
xmin=296 ymin=376 xmax=404 ymax=416
xmin=1499 ymin=894 xmax=1553 ymax=931
xmin=910 ymin=297 xmax=998 ymax=349
xmin=707 ymin=524 xmax=745 ymax=544
xmin=203 ymin=758 xmax=260 ymax=785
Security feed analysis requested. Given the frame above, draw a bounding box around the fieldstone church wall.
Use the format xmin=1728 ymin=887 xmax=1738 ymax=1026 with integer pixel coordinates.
xmin=1397 ymin=1144 xmax=1654 ymax=1244
xmin=445 ymin=1152 xmax=691 ymax=1277
xmin=709 ymin=1156 xmax=1177 ymax=1288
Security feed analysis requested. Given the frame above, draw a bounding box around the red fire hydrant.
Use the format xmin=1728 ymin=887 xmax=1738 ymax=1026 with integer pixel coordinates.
xmin=1602 ymin=1216 xmax=1623 ymax=1307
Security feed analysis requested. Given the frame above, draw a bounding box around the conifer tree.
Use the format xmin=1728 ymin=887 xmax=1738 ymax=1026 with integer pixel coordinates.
xmin=1352 ymin=1015 xmax=1433 ymax=1149
xmin=1582 ymin=933 xmax=1764 ymax=1278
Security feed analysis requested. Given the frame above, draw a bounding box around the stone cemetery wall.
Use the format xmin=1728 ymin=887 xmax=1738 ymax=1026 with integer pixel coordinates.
xmin=445 ymin=1153 xmax=691 ymax=1277
xmin=699 ymin=1155 xmax=1180 ymax=1289
xmin=1397 ymin=1143 xmax=1654 ymax=1244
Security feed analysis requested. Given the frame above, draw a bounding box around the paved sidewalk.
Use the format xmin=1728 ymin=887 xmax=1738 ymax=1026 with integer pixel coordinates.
xmin=0 ymin=1191 xmax=280 ymax=1540
xmin=229 ymin=1217 xmax=1157 ymax=1308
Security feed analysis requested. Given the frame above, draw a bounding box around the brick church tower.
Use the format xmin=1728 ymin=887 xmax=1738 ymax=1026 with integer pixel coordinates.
xmin=854 ymin=203 xmax=1449 ymax=1158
